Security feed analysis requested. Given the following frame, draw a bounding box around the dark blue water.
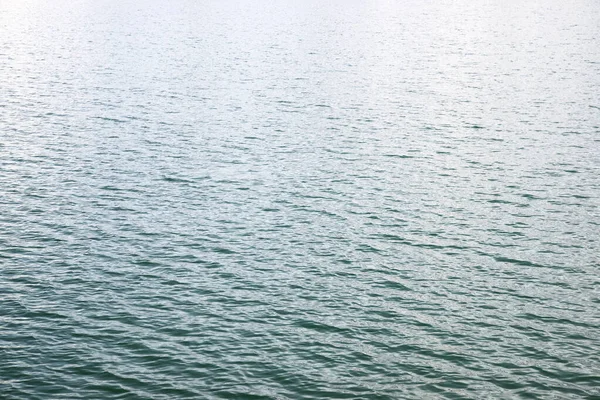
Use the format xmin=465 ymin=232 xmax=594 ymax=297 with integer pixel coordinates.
xmin=1 ymin=0 xmax=600 ymax=398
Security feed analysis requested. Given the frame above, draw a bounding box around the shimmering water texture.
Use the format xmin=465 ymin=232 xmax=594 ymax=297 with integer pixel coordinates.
xmin=1 ymin=0 xmax=600 ymax=399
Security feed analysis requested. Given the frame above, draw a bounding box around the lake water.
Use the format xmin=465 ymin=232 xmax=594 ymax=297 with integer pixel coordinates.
xmin=1 ymin=0 xmax=599 ymax=398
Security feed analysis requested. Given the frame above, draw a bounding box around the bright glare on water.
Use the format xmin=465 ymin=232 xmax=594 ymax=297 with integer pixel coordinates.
xmin=1 ymin=0 xmax=600 ymax=398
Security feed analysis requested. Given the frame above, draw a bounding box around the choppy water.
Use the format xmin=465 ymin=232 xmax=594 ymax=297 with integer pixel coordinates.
xmin=1 ymin=0 xmax=600 ymax=398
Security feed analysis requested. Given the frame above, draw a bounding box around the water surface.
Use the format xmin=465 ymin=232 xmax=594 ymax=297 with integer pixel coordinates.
xmin=1 ymin=0 xmax=600 ymax=398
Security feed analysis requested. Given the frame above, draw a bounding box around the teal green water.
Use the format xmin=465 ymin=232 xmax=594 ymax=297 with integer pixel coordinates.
xmin=1 ymin=0 xmax=600 ymax=398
